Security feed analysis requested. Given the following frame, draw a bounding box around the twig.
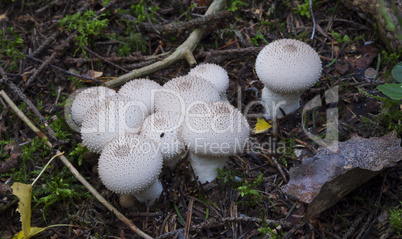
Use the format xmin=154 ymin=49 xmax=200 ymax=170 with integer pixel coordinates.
xmin=25 ymin=33 xmax=76 ymax=87
xmin=184 ymin=198 xmax=194 ymax=239
xmin=0 ymin=90 xmax=154 ymax=239
xmin=157 ymin=216 xmax=291 ymax=239
xmin=103 ymin=0 xmax=227 ymax=88
xmin=142 ymin=11 xmax=233 ymax=35
xmin=83 ymin=46 xmax=130 ymax=73
xmin=26 ymin=56 xmax=104 ymax=83
xmin=29 ymin=32 xmax=59 ymax=58
xmin=0 ymin=67 xmax=57 ymax=142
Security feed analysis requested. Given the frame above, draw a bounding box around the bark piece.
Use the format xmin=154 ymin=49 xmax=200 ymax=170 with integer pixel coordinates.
xmin=340 ymin=0 xmax=401 ymax=51
xmin=281 ymin=130 xmax=402 ymax=220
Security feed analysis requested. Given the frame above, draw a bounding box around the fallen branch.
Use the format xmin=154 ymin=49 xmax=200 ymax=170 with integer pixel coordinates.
xmin=103 ymin=0 xmax=226 ymax=88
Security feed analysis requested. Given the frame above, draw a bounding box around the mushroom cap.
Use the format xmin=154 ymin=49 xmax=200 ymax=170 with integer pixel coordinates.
xmin=255 ymin=39 xmax=322 ymax=93
xmin=181 ymin=101 xmax=250 ymax=157
xmin=98 ymin=134 xmax=163 ymax=194
xmin=81 ymin=94 xmax=148 ymax=153
xmin=140 ymin=111 xmax=185 ymax=162
xmin=118 ymin=79 xmax=162 ymax=115
xmin=188 ymin=63 xmax=229 ymax=94
xmin=155 ymin=75 xmax=221 ymax=113
xmin=71 ymin=86 xmax=116 ymax=126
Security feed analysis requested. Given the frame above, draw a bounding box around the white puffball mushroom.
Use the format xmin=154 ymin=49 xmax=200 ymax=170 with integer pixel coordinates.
xmin=155 ymin=75 xmax=221 ymax=113
xmin=98 ymin=134 xmax=163 ymax=205
xmin=118 ymin=79 xmax=162 ymax=115
xmin=181 ymin=101 xmax=250 ymax=183
xmin=71 ymin=86 xmax=116 ymax=126
xmin=140 ymin=111 xmax=186 ymax=169
xmin=255 ymin=39 xmax=322 ymax=119
xmin=188 ymin=63 xmax=229 ymax=101
xmin=81 ymin=94 xmax=148 ymax=153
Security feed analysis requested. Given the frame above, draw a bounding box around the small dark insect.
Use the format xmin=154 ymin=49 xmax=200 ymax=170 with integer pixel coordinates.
xmin=160 ymin=133 xmax=165 ymax=138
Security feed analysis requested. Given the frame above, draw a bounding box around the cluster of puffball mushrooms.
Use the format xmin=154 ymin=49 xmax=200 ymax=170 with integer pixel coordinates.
xmin=69 ymin=38 xmax=321 ymax=207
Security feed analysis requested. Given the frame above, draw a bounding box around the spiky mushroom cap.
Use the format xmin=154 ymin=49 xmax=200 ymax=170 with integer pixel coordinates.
xmin=118 ymin=79 xmax=162 ymax=115
xmin=81 ymin=94 xmax=148 ymax=153
xmin=182 ymin=101 xmax=250 ymax=157
xmin=98 ymin=134 xmax=163 ymax=194
xmin=140 ymin=111 xmax=185 ymax=163
xmin=71 ymin=86 xmax=116 ymax=126
xmin=154 ymin=75 xmax=221 ymax=113
xmin=255 ymin=39 xmax=322 ymax=93
xmin=188 ymin=63 xmax=229 ymax=95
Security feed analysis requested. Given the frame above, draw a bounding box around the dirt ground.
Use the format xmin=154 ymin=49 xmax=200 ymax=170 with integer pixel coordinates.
xmin=0 ymin=0 xmax=401 ymax=238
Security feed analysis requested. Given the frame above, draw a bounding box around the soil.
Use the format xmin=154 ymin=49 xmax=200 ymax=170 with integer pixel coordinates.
xmin=0 ymin=0 xmax=401 ymax=238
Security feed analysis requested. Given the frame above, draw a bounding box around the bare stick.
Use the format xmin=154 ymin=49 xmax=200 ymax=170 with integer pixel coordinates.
xmin=0 ymin=90 xmax=154 ymax=239
xmin=0 ymin=67 xmax=57 ymax=142
xmin=103 ymin=0 xmax=226 ymax=88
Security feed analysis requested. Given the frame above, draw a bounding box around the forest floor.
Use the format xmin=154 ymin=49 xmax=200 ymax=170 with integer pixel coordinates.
xmin=0 ymin=0 xmax=401 ymax=238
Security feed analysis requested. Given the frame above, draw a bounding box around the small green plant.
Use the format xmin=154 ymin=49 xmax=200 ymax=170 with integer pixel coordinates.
xmin=381 ymin=50 xmax=401 ymax=66
xmin=258 ymin=224 xmax=283 ymax=238
xmin=278 ymin=137 xmax=297 ymax=167
xmin=59 ymin=10 xmax=109 ymax=58
xmin=377 ymin=61 xmax=402 ymax=100
xmin=69 ymin=143 xmax=88 ymax=166
xmin=112 ymin=28 xmax=148 ymax=56
xmin=331 ymin=31 xmax=351 ymax=44
xmin=237 ymin=173 xmax=265 ymax=206
xmin=226 ymin=0 xmax=249 ymax=12
xmin=251 ymin=30 xmax=269 ymax=46
xmin=0 ymin=27 xmax=24 ymax=70
xmin=389 ymin=202 xmax=402 ymax=235
xmin=130 ymin=0 xmax=159 ymax=24
xmin=33 ymin=169 xmax=91 ymax=220
xmin=217 ymin=168 xmax=241 ymax=187
xmin=294 ymin=0 xmax=311 ymax=18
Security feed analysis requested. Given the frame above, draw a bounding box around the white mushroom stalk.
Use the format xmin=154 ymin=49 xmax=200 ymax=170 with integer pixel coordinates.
xmin=140 ymin=111 xmax=186 ymax=169
xmin=181 ymin=102 xmax=250 ymax=183
xmin=98 ymin=134 xmax=163 ymax=205
xmin=188 ymin=63 xmax=230 ymax=101
xmin=71 ymin=86 xmax=116 ymax=126
xmin=154 ymin=74 xmax=221 ymax=114
xmin=118 ymin=78 xmax=162 ymax=115
xmin=81 ymin=94 xmax=148 ymax=153
xmin=255 ymin=39 xmax=322 ymax=119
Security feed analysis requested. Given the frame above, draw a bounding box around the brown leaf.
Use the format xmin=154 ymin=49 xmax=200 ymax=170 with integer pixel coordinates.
xmin=0 ymin=153 xmax=19 ymax=174
xmin=281 ymin=131 xmax=402 ymax=220
xmin=85 ymin=70 xmax=103 ymax=79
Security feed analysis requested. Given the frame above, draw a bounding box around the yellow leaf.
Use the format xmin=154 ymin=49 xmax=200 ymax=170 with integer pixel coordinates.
xmin=12 ymin=182 xmax=33 ymax=238
xmin=254 ymin=118 xmax=272 ymax=134
xmin=11 ymin=182 xmax=72 ymax=239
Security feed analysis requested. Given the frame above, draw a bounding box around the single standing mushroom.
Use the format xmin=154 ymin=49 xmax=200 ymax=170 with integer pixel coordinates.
xmin=140 ymin=111 xmax=186 ymax=169
xmin=154 ymin=75 xmax=221 ymax=114
xmin=98 ymin=134 xmax=163 ymax=205
xmin=255 ymin=39 xmax=322 ymax=118
xmin=188 ymin=63 xmax=230 ymax=100
xmin=81 ymin=94 xmax=148 ymax=153
xmin=71 ymin=86 xmax=116 ymax=126
xmin=181 ymin=101 xmax=250 ymax=183
xmin=118 ymin=78 xmax=162 ymax=115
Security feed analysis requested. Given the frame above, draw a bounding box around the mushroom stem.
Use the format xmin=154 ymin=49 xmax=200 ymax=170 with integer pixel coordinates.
xmin=188 ymin=152 xmax=229 ymax=184
xmin=261 ymin=86 xmax=302 ymax=119
xmin=133 ymin=179 xmax=163 ymax=205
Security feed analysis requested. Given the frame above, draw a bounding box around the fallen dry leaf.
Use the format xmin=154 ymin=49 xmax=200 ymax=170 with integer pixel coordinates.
xmin=281 ymin=130 xmax=402 ymax=220
xmin=85 ymin=70 xmax=103 ymax=79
